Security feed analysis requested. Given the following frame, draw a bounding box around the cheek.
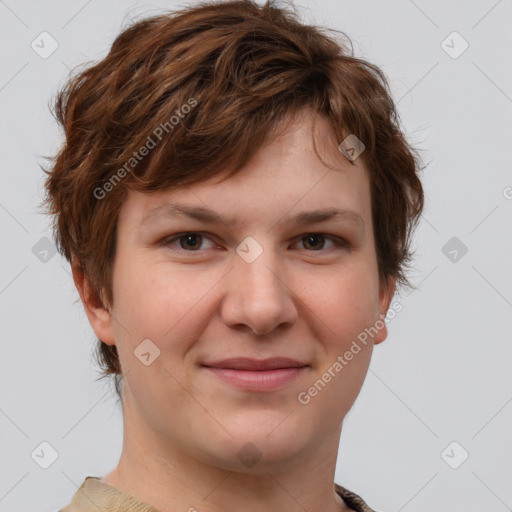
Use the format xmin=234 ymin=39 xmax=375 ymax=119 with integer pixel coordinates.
xmin=298 ymin=272 xmax=376 ymax=410
xmin=303 ymin=266 xmax=380 ymax=342
xmin=110 ymin=261 xmax=199 ymax=415
xmin=112 ymin=260 xmax=222 ymax=352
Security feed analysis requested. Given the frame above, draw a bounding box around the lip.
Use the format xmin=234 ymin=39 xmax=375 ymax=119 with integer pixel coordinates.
xmin=202 ymin=357 xmax=308 ymax=371
xmin=203 ymin=367 xmax=307 ymax=391
xmin=201 ymin=358 xmax=309 ymax=391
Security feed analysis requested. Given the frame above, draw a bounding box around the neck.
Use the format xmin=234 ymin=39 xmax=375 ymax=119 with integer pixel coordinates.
xmin=102 ymin=393 xmax=351 ymax=512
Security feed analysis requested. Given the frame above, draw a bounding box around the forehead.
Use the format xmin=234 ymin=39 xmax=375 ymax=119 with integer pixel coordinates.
xmin=119 ymin=109 xmax=371 ymax=231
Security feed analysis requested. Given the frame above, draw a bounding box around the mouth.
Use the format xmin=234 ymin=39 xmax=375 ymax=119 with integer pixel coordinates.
xmin=202 ymin=357 xmax=308 ymax=371
xmin=201 ymin=358 xmax=309 ymax=391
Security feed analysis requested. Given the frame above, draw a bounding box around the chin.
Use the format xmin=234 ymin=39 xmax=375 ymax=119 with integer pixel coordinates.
xmin=207 ymin=441 xmax=309 ymax=475
xmin=201 ymin=414 xmax=317 ymax=473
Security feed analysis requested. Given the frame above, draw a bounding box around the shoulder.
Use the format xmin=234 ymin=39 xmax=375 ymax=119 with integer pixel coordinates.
xmin=60 ymin=476 xmax=378 ymax=512
xmin=58 ymin=476 xmax=158 ymax=512
xmin=335 ymin=482 xmax=380 ymax=512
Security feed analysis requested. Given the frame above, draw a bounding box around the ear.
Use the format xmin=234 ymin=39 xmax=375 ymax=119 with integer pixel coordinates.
xmin=71 ymin=259 xmax=116 ymax=346
xmin=373 ymin=275 xmax=397 ymax=345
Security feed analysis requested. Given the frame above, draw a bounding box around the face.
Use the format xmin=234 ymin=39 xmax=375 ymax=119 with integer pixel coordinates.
xmin=81 ymin=109 xmax=395 ymax=473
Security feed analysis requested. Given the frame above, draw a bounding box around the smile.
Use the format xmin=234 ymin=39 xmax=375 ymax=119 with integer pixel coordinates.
xmin=202 ymin=366 xmax=308 ymax=391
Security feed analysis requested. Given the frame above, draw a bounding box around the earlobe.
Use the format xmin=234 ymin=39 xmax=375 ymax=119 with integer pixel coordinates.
xmin=71 ymin=259 xmax=116 ymax=346
xmin=374 ymin=276 xmax=397 ymax=345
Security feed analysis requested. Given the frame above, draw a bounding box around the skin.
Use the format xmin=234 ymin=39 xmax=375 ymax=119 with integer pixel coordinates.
xmin=73 ymin=108 xmax=396 ymax=512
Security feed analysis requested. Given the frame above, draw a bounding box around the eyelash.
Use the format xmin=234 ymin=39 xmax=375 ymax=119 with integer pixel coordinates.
xmin=161 ymin=232 xmax=350 ymax=253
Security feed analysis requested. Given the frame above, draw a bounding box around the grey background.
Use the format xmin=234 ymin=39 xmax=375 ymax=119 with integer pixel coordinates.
xmin=1 ymin=0 xmax=511 ymax=511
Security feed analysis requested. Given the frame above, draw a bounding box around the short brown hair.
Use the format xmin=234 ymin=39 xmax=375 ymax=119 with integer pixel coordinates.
xmin=41 ymin=0 xmax=425 ymax=394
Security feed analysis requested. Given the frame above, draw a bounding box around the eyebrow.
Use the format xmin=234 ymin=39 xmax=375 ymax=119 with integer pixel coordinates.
xmin=140 ymin=202 xmax=365 ymax=231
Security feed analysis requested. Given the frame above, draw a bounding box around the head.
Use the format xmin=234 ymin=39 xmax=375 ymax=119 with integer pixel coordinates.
xmin=42 ymin=0 xmax=424 ymax=469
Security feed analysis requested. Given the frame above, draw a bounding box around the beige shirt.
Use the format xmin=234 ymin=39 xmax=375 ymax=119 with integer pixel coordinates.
xmin=59 ymin=476 xmax=377 ymax=512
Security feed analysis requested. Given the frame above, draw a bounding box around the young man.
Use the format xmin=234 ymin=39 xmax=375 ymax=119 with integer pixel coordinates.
xmin=43 ymin=1 xmax=424 ymax=510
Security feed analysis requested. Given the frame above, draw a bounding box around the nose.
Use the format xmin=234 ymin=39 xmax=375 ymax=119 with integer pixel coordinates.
xmin=220 ymin=245 xmax=298 ymax=336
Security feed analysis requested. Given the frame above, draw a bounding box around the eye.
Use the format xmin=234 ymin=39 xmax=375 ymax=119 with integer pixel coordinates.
xmin=163 ymin=232 xmax=216 ymax=251
xmin=294 ymin=233 xmax=349 ymax=251
xmin=161 ymin=232 xmax=350 ymax=253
